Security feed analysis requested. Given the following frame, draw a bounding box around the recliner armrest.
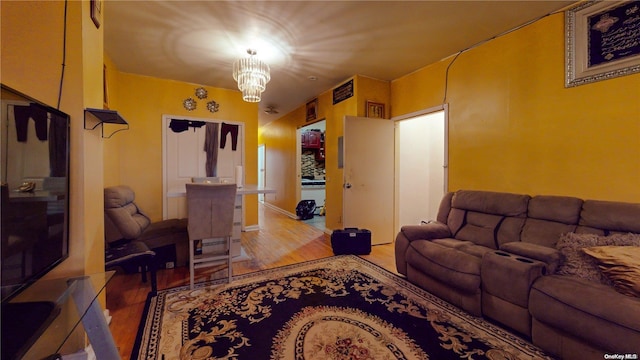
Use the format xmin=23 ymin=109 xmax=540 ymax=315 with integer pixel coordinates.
xmin=499 ymin=242 xmax=562 ymax=274
xmin=400 ymin=221 xmax=451 ymax=241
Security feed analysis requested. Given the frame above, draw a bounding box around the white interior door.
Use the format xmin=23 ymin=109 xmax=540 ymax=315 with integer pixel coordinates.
xmin=258 ymin=144 xmax=265 ymax=202
xmin=343 ymin=116 xmax=395 ymax=245
xmin=162 ymin=115 xmax=243 ymax=219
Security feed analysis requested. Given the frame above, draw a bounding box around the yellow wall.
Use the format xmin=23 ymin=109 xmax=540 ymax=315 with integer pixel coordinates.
xmin=259 ymin=75 xmax=390 ymax=230
xmin=103 ymin=55 xmax=122 ymax=188
xmin=106 ymin=72 xmax=260 ymax=225
xmin=1 ymin=0 xmax=106 ymax=277
xmin=391 ymin=14 xmax=640 ymax=202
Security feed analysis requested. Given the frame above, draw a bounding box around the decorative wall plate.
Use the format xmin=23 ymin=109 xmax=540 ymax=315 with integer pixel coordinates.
xmin=207 ymin=100 xmax=220 ymax=113
xmin=195 ymin=87 xmax=208 ymax=99
xmin=183 ymin=97 xmax=197 ymax=111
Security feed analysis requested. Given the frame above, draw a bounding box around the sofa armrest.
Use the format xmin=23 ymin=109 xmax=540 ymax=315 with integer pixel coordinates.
xmin=500 ymin=242 xmax=562 ymax=274
xmin=400 ymin=221 xmax=451 ymax=241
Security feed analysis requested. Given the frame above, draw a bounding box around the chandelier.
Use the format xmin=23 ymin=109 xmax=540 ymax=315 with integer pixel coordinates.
xmin=233 ymin=49 xmax=270 ymax=102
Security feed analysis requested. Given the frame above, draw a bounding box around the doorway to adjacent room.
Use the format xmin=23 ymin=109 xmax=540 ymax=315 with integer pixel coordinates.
xmin=298 ymin=120 xmax=326 ymax=231
xmin=396 ymin=109 xmax=447 ymax=231
xmin=341 ymin=108 xmax=447 ymax=245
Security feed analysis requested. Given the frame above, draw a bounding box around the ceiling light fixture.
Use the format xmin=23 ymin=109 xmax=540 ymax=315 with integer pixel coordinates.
xmin=233 ymin=49 xmax=270 ymax=103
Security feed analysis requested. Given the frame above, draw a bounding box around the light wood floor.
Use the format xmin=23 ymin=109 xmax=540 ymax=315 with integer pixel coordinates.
xmin=106 ymin=203 xmax=398 ymax=359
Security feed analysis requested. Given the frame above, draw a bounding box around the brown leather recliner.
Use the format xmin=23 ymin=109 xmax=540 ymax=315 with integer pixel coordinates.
xmin=104 ymin=185 xmax=189 ymax=267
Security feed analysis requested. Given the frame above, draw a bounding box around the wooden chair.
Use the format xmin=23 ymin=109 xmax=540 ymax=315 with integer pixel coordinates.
xmin=185 ymin=183 xmax=237 ymax=289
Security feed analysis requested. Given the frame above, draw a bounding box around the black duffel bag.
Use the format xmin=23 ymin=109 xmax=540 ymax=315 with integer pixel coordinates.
xmin=296 ymin=200 xmax=316 ymax=220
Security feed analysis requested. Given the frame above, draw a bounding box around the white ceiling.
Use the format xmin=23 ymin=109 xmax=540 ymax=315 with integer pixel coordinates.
xmin=104 ymin=1 xmax=575 ymax=126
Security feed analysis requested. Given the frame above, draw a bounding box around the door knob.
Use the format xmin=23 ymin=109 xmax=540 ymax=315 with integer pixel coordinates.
xmin=344 ymin=183 xmax=352 ymax=189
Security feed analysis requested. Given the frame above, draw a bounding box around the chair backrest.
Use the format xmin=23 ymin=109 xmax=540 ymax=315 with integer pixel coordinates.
xmin=104 ymin=185 xmax=151 ymax=243
xmin=447 ymin=190 xmax=530 ymax=249
xmin=186 ymin=183 xmax=237 ymax=240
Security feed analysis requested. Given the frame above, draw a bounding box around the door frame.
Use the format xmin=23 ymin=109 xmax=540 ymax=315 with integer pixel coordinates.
xmin=257 ymin=144 xmax=266 ymax=202
xmin=342 ymin=115 xmax=396 ymax=245
xmin=392 ymin=104 xmax=448 ymax=233
xmin=296 ymin=119 xmax=327 ymax=211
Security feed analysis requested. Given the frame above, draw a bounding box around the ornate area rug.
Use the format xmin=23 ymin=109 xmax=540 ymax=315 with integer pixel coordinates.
xmin=132 ymin=255 xmax=552 ymax=359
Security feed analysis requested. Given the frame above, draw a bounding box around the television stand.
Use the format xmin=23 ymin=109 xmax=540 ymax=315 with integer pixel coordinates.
xmin=1 ymin=301 xmax=60 ymax=359
xmin=0 ymin=272 xmax=116 ymax=359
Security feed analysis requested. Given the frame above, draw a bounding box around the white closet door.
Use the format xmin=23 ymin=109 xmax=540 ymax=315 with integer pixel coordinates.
xmin=163 ymin=116 xmax=243 ymax=219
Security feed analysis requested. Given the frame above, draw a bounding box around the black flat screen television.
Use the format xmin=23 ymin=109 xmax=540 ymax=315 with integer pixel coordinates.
xmin=1 ymin=84 xmax=70 ymax=303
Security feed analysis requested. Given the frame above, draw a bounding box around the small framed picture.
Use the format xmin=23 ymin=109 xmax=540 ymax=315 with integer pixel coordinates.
xmin=366 ymin=101 xmax=385 ymax=118
xmin=306 ymin=98 xmax=318 ymax=122
xmin=91 ymin=0 xmax=102 ymax=29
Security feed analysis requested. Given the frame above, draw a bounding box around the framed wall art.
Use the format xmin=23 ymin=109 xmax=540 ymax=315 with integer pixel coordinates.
xmin=366 ymin=101 xmax=385 ymax=118
xmin=306 ymin=98 xmax=318 ymax=122
xmin=103 ymin=64 xmax=109 ymax=108
xmin=91 ymin=0 xmax=102 ymax=29
xmin=565 ymin=1 xmax=640 ymax=87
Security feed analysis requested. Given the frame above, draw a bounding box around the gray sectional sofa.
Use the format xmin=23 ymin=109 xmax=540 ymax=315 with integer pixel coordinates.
xmin=395 ymin=190 xmax=640 ymax=360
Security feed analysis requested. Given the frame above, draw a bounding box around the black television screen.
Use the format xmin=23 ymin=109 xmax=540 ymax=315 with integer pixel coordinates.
xmin=0 ymin=84 xmax=70 ymax=303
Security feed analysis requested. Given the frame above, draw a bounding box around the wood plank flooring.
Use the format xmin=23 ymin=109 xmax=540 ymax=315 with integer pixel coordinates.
xmin=106 ymin=203 xmax=397 ymax=359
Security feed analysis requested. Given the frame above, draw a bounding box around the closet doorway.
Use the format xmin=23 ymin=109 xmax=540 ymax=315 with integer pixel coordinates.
xmin=162 ymin=115 xmax=244 ymax=219
xmin=396 ymin=108 xmax=447 ymax=232
xmin=298 ymin=120 xmax=326 ymax=231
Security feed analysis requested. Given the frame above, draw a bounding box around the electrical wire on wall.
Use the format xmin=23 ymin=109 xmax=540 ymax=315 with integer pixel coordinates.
xmin=441 ymin=8 xmax=565 ymax=105
xmin=57 ymin=0 xmax=68 ymax=110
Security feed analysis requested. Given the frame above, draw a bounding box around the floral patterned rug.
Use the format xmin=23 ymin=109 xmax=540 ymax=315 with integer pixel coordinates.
xmin=132 ymin=255 xmax=552 ymax=359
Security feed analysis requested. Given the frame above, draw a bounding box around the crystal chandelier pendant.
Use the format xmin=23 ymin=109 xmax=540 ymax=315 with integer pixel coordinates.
xmin=233 ymin=49 xmax=270 ymax=102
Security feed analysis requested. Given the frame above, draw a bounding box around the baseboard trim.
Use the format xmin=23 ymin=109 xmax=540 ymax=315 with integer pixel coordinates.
xmin=262 ymin=202 xmax=298 ymax=219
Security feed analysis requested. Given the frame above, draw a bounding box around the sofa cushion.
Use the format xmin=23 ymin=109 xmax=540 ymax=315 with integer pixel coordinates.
xmin=583 ymin=245 xmax=640 ymax=298
xmin=521 ymin=219 xmax=577 ymax=248
xmin=435 ymin=192 xmax=454 ymax=224
xmin=519 ymin=196 xmax=582 ymax=248
xmin=530 ymin=275 xmax=640 ymax=352
xmin=454 ymin=212 xmax=503 ymax=249
xmin=528 ymin=195 xmax=583 ymax=224
xmin=580 ymin=199 xmax=640 ymax=233
xmin=457 ymin=243 xmax=495 ymax=258
xmin=432 ymin=238 xmax=494 ymax=257
xmin=450 ymin=190 xmax=530 ymax=216
xmin=431 ymin=238 xmax=473 ymax=249
xmin=496 ymin=217 xmax=527 ymax=248
xmin=400 ymin=222 xmax=451 ymax=241
xmin=406 ymin=240 xmax=482 ymax=293
xmin=448 ymin=190 xmax=530 ymax=249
